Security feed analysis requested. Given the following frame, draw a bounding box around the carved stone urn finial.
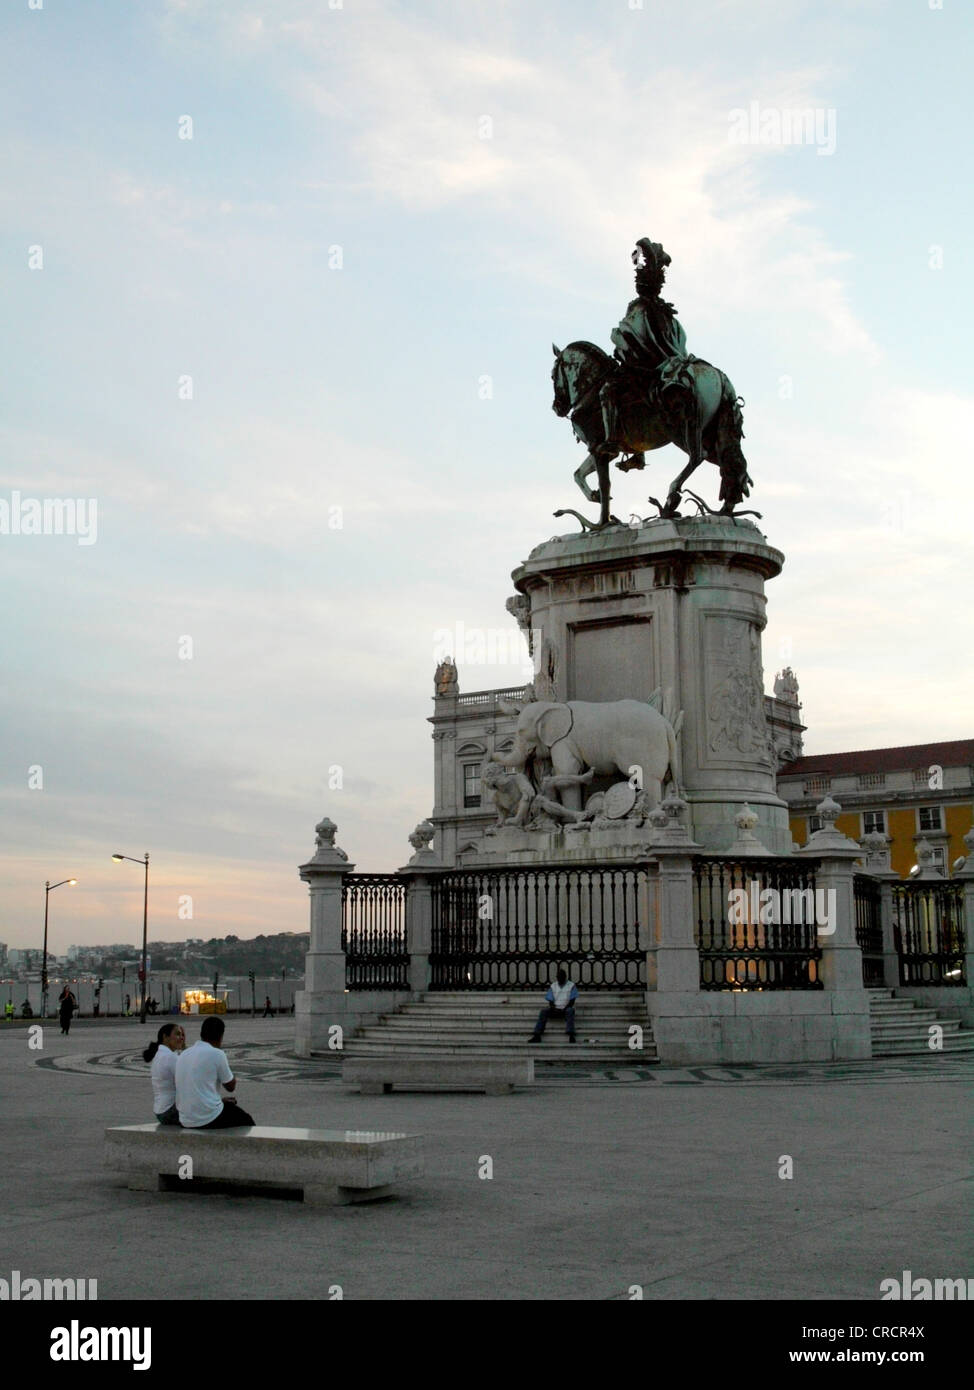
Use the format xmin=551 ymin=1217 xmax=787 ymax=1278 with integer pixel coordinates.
xmin=299 ymin=815 xmax=350 ymax=877
xmin=796 ymin=795 xmax=861 ymax=857
xmin=408 ymin=819 xmax=436 ymax=854
xmin=860 ymin=830 xmax=892 ymax=872
xmin=913 ymin=837 xmax=944 ymax=879
xmin=404 ymin=818 xmax=440 ymax=869
xmin=726 ymin=802 xmax=771 ymax=856
xmin=315 ymin=817 xmax=338 ymax=850
xmin=955 ymin=827 xmax=974 ymax=878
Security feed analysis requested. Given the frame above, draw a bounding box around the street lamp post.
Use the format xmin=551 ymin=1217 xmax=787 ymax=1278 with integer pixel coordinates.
xmin=43 ymin=878 xmax=77 ymax=1018
xmin=112 ymin=853 xmax=150 ymax=1024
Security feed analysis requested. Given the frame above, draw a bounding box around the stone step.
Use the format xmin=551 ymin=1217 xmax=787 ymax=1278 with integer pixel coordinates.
xmin=870 ymin=1011 xmax=947 ymax=1028
xmin=390 ymin=1016 xmax=645 ymax=1027
xmin=872 ymin=1017 xmax=961 ymax=1039
xmin=868 ymin=1000 xmax=932 ymax=1012
xmin=398 ymin=1000 xmax=643 ymax=1010
xmin=867 ymin=1017 xmax=955 ymax=1028
xmin=369 ymin=1028 xmax=639 ymax=1039
xmin=872 ymin=1035 xmax=974 ymax=1056
xmin=353 ymin=1029 xmax=647 ymax=1046
xmin=344 ymin=1050 xmax=653 ymax=1063
xmin=341 ymin=1045 xmax=653 ymax=1056
xmin=422 ymin=992 xmax=644 ymax=1001
xmin=344 ymin=1037 xmax=655 ymax=1052
xmin=414 ymin=1002 xmax=643 ymax=1011
xmin=346 ymin=1035 xmax=655 ymax=1047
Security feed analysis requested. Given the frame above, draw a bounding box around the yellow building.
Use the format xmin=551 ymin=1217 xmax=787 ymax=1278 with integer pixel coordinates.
xmin=778 ymin=740 xmax=974 ymax=878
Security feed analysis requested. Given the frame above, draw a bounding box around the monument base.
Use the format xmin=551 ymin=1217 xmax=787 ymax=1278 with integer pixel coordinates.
xmin=647 ymin=991 xmax=872 ymax=1066
xmin=505 ymin=514 xmax=795 ymax=854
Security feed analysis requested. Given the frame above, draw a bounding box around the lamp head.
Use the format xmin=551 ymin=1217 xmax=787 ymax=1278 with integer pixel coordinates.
xmin=112 ymin=855 xmax=124 ymax=863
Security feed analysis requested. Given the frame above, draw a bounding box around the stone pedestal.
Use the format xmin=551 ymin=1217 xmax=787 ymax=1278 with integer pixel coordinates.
xmin=510 ymin=515 xmax=791 ymax=853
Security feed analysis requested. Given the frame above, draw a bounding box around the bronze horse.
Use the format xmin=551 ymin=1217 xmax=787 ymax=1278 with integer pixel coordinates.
xmin=551 ymin=340 xmax=753 ymax=527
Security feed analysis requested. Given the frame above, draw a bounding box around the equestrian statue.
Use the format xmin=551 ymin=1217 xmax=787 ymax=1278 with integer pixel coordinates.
xmin=551 ymin=238 xmax=756 ymax=529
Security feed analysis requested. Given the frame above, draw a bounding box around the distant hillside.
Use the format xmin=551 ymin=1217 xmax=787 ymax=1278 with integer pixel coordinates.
xmin=151 ymin=933 xmax=310 ymax=977
xmin=78 ymin=933 xmax=310 ymax=979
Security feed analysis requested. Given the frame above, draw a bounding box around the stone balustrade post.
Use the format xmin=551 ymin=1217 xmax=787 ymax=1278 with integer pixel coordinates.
xmin=876 ymin=875 xmax=902 ymax=989
xmin=810 ymin=853 xmax=863 ymax=991
xmin=645 ymin=849 xmax=700 ymax=994
xmin=858 ymin=829 xmax=900 ymax=989
xmin=399 ymin=819 xmax=445 ymax=997
xmin=294 ymin=817 xmax=352 ymax=1059
xmin=400 ymin=873 xmax=436 ymax=995
xmin=643 ymin=795 xmax=701 ymax=995
xmin=796 ymin=797 xmax=870 ymax=1056
xmin=954 ymin=830 xmax=974 ymax=995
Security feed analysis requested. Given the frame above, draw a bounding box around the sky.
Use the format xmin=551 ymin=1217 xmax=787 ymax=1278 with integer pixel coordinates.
xmin=1 ymin=0 xmax=971 ymax=953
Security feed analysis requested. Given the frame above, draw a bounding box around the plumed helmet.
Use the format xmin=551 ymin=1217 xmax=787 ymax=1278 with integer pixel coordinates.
xmin=633 ymin=238 xmax=671 ymax=272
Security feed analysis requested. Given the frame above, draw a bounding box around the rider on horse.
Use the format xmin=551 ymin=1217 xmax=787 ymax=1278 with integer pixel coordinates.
xmin=599 ymin=239 xmax=749 ymax=509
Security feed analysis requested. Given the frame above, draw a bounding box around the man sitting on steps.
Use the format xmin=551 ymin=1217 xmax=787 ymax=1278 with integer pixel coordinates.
xmin=529 ymin=968 xmax=578 ymax=1045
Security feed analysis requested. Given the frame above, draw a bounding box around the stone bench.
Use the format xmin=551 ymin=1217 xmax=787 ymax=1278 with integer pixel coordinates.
xmin=343 ymin=1057 xmax=534 ymax=1095
xmin=104 ymin=1124 xmax=423 ymax=1206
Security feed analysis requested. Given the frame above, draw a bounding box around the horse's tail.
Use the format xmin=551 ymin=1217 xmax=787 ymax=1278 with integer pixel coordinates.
xmin=714 ymin=379 xmax=752 ymax=503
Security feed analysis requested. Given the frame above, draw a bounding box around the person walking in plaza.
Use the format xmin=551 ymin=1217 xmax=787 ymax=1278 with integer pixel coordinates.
xmin=58 ymin=986 xmax=78 ymax=1036
xmin=124 ymin=993 xmax=131 ymax=1017
xmin=528 ymin=967 xmax=578 ymax=1044
xmin=262 ymin=995 xmax=273 ymax=1017
xmin=176 ymin=1016 xmax=256 ymax=1129
xmin=143 ymin=1022 xmax=185 ymax=1125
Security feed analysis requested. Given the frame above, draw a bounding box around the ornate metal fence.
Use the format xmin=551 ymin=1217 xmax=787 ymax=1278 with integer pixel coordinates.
xmin=429 ymin=867 xmax=647 ymax=991
xmin=342 ymin=874 xmax=409 ymax=990
xmin=693 ymin=857 xmax=822 ymax=990
xmin=853 ymin=874 xmax=885 ymax=987
xmin=892 ymin=881 xmax=966 ymax=986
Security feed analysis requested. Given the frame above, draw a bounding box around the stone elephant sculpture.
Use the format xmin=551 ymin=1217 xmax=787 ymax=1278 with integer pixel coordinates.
xmin=496 ymin=696 xmax=682 ymax=812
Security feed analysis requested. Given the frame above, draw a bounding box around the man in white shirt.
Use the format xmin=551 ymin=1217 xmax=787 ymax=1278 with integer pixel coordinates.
xmin=528 ymin=968 xmax=578 ymax=1044
xmin=176 ymin=1016 xmax=255 ymax=1128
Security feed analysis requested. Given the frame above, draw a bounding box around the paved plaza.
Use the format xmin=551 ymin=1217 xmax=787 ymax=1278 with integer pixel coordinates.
xmin=1 ymin=1016 xmax=971 ymax=1302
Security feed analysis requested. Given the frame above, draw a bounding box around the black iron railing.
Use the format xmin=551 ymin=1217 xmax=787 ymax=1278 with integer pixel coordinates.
xmin=854 ymin=874 xmax=885 ymax=987
xmin=429 ymin=867 xmax=647 ymax=991
xmin=342 ymin=874 xmax=409 ymax=990
xmin=892 ymin=881 xmax=966 ymax=986
xmin=693 ymin=857 xmax=822 ymax=991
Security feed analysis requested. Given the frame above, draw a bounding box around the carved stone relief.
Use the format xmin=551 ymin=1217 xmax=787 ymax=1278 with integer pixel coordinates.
xmin=706 ymin=616 xmax=772 ymax=764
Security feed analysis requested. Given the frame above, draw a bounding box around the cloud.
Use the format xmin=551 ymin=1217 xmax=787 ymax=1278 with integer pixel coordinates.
xmin=157 ymin=1 xmax=877 ymax=362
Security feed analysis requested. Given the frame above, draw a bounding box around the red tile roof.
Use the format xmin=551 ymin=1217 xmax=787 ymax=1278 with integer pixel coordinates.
xmin=780 ymin=740 xmax=974 ymax=778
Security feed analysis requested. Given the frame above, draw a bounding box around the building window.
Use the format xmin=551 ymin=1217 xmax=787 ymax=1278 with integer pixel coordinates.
xmin=913 ymin=767 xmax=930 ymax=785
xmin=930 ymin=846 xmax=946 ymax=869
xmin=463 ymin=763 xmax=482 ymax=809
xmin=862 ymin=811 xmax=887 ymax=835
xmin=857 ymin=772 xmax=886 ymax=789
xmin=808 ymin=815 xmax=823 ymax=834
xmin=804 ymin=775 xmax=831 ymax=795
xmin=918 ymin=806 xmax=943 ymax=832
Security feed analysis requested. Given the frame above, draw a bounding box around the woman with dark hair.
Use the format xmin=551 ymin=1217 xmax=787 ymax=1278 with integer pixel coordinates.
xmin=143 ymin=1022 xmax=185 ymax=1125
xmin=58 ymin=986 xmax=78 ymax=1036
